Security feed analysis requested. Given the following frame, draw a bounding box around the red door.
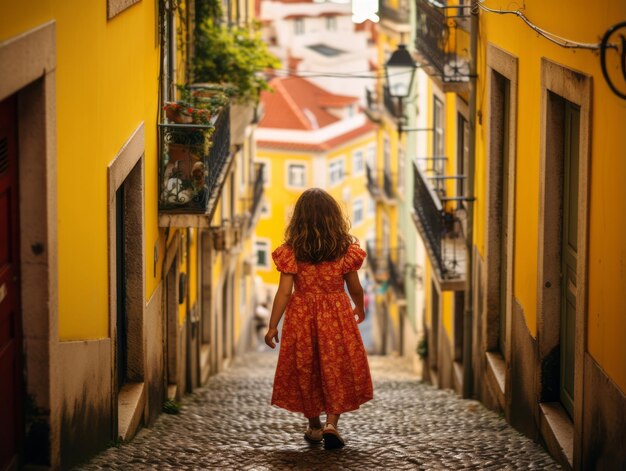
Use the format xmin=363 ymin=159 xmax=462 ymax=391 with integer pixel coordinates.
xmin=0 ymin=94 xmax=22 ymax=470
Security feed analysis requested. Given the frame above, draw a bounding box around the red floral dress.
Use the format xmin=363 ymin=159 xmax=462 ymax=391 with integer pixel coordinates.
xmin=270 ymin=243 xmax=374 ymax=418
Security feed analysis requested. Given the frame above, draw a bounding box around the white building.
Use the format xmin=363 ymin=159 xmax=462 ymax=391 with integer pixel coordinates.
xmin=260 ymin=0 xmax=377 ymax=105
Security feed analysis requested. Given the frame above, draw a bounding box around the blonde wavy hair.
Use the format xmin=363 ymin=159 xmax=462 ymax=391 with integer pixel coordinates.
xmin=285 ymin=188 xmax=354 ymax=263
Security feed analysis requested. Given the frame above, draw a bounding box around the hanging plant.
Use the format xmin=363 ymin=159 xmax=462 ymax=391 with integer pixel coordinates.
xmin=193 ymin=19 xmax=280 ymax=103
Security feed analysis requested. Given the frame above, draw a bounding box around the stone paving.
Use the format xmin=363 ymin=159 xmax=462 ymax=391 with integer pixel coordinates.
xmin=78 ymin=353 xmax=560 ymax=470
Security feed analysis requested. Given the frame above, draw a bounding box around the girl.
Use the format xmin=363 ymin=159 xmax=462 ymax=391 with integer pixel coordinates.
xmin=264 ymin=188 xmax=373 ymax=450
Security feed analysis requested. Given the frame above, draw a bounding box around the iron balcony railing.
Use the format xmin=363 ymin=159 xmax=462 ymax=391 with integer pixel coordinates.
xmin=415 ymin=0 xmax=471 ymax=83
xmin=366 ymin=163 xmax=381 ymax=199
xmin=364 ymin=87 xmax=381 ymax=122
xmin=383 ymin=86 xmax=403 ymax=119
xmin=249 ymin=162 xmax=265 ymax=225
xmin=383 ymin=171 xmax=395 ymax=199
xmin=379 ymin=0 xmax=410 ymax=24
xmin=366 ymin=240 xmax=387 ymax=282
xmin=387 ymin=246 xmax=405 ymax=297
xmin=412 ymin=161 xmax=446 ymax=275
xmin=159 ymin=106 xmax=231 ymax=213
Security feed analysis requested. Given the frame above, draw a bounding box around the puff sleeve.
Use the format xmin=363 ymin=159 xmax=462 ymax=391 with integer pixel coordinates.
xmin=272 ymin=245 xmax=298 ymax=274
xmin=342 ymin=243 xmax=367 ymax=273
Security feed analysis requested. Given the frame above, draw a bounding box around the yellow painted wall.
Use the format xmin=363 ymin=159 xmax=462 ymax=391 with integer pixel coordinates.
xmin=476 ymin=1 xmax=626 ymax=390
xmin=2 ymin=0 xmax=161 ymax=340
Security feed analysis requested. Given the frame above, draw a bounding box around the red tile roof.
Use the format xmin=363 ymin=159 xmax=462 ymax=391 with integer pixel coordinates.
xmin=257 ymin=121 xmax=376 ymax=151
xmin=259 ymin=76 xmax=359 ymax=130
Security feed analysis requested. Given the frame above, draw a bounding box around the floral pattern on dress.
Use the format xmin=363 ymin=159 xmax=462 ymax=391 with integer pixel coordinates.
xmin=270 ymin=243 xmax=373 ymax=418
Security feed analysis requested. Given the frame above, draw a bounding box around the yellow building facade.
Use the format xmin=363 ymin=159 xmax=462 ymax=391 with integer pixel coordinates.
xmin=411 ymin=0 xmax=626 ymax=468
xmin=0 ymin=0 xmax=264 ymax=468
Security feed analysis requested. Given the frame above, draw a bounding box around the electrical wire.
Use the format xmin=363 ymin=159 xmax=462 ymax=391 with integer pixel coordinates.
xmin=476 ymin=3 xmax=601 ymax=50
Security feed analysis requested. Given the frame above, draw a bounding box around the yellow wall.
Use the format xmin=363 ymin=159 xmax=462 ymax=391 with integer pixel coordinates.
xmin=2 ymin=0 xmax=161 ymax=340
xmin=475 ymin=1 xmax=626 ymax=390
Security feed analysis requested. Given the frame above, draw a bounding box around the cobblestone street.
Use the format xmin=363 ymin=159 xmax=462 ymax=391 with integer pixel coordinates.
xmin=79 ymin=354 xmax=560 ymax=470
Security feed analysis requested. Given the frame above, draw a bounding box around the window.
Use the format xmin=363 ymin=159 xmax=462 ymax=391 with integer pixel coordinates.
xmin=397 ymin=146 xmax=405 ymax=193
xmin=353 ymin=150 xmax=364 ymax=175
xmin=353 ymin=199 xmax=364 ymax=226
xmin=294 ymin=18 xmax=305 ymax=35
xmin=287 ymin=163 xmax=306 ymax=188
xmin=260 ymin=199 xmax=270 ymax=218
xmin=368 ymin=196 xmax=375 ymax=216
xmin=366 ymin=144 xmax=376 ymax=172
xmin=255 ymin=159 xmax=270 ymax=187
xmin=433 ymin=96 xmax=445 ymax=178
xmin=457 ymin=113 xmax=469 ymax=206
xmin=325 ymin=16 xmax=337 ymax=31
xmin=383 ymin=138 xmax=391 ymax=174
xmin=329 ymin=158 xmax=345 ymax=185
xmin=255 ymin=240 xmax=270 ymax=269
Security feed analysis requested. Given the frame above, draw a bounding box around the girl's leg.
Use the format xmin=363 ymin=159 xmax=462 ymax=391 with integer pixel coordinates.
xmin=308 ymin=416 xmax=322 ymax=429
xmin=326 ymin=413 xmax=340 ymax=427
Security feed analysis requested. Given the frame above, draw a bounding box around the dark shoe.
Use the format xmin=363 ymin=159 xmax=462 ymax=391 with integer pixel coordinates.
xmin=322 ymin=423 xmax=345 ymax=449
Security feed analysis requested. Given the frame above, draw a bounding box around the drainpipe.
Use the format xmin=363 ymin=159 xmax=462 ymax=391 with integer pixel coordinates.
xmin=462 ymin=0 xmax=479 ymax=399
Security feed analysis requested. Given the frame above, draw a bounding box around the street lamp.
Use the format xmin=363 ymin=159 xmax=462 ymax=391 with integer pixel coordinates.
xmin=384 ymin=44 xmax=417 ymax=134
xmin=385 ymin=44 xmax=416 ymax=99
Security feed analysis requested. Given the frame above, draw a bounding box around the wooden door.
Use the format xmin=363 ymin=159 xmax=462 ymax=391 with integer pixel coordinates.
xmin=560 ymin=102 xmax=580 ymax=417
xmin=0 ymin=94 xmax=22 ymax=469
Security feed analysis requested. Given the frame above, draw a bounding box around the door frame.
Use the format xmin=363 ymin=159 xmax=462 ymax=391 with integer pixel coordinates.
xmin=537 ymin=58 xmax=592 ymax=470
xmin=0 ymin=21 xmax=58 ymax=468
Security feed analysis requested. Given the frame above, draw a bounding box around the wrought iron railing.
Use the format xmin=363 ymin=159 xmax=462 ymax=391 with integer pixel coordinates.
xmin=413 ymin=161 xmax=445 ymax=275
xmin=383 ymin=171 xmax=395 ymax=199
xmin=387 ymin=246 xmax=405 ymax=296
xmin=366 ymin=163 xmax=381 ymax=199
xmin=366 ymin=240 xmax=385 ymax=281
xmin=383 ymin=86 xmax=402 ymax=119
xmin=249 ymin=162 xmax=265 ymax=221
xmin=379 ymin=0 xmax=410 ymax=24
xmin=415 ymin=0 xmax=471 ymax=83
xmin=158 ymin=106 xmax=231 ymax=213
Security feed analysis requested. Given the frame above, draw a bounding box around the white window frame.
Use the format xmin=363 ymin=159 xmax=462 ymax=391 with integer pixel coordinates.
xmin=255 ymin=239 xmax=271 ymax=270
xmin=353 ymin=150 xmax=365 ymax=176
xmin=286 ymin=161 xmax=307 ymax=189
xmin=329 ymin=156 xmax=345 ymax=186
xmin=325 ymin=16 xmax=337 ymax=31
xmin=353 ymin=198 xmax=364 ymax=227
xmin=294 ymin=18 xmax=305 ymax=35
xmin=260 ymin=198 xmax=271 ymax=219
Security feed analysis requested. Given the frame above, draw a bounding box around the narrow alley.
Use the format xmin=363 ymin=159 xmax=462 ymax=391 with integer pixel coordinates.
xmin=79 ymin=354 xmax=559 ymax=470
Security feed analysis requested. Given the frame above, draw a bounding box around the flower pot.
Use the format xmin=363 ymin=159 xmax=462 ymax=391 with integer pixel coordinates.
xmin=165 ymin=105 xmax=193 ymax=124
xmin=168 ymin=143 xmax=201 ymax=179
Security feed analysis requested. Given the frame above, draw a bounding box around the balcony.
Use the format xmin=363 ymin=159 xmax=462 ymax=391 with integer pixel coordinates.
xmin=383 ymin=170 xmax=396 ymax=201
xmin=247 ymin=162 xmax=265 ymax=232
xmin=387 ymin=246 xmax=405 ymax=297
xmin=383 ymin=86 xmax=403 ymax=120
xmin=158 ymin=106 xmax=232 ymax=227
xmin=411 ymin=161 xmax=466 ymax=290
xmin=364 ymin=87 xmax=382 ymax=123
xmin=379 ymin=0 xmax=411 ymax=32
xmin=366 ymin=240 xmax=388 ymax=283
xmin=414 ymin=0 xmax=472 ymax=92
xmin=366 ymin=163 xmax=382 ymax=201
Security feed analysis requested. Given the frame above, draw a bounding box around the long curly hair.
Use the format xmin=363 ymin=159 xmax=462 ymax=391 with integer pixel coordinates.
xmin=285 ymin=188 xmax=355 ymax=264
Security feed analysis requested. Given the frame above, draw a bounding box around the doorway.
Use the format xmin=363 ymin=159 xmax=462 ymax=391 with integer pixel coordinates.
xmin=0 ymin=94 xmax=23 ymax=471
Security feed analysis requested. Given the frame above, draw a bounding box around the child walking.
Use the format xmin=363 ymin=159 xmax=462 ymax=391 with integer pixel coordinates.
xmin=264 ymin=188 xmax=373 ymax=450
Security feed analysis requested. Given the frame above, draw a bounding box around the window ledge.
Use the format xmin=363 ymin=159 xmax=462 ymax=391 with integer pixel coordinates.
xmin=539 ymin=402 xmax=574 ymax=469
xmin=118 ymin=382 xmax=145 ymax=441
xmin=485 ymin=351 xmax=506 ymax=409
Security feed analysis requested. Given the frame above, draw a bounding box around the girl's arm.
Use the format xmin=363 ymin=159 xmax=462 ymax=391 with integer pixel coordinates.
xmin=345 ymin=271 xmax=365 ymax=324
xmin=264 ymin=273 xmax=294 ymax=348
